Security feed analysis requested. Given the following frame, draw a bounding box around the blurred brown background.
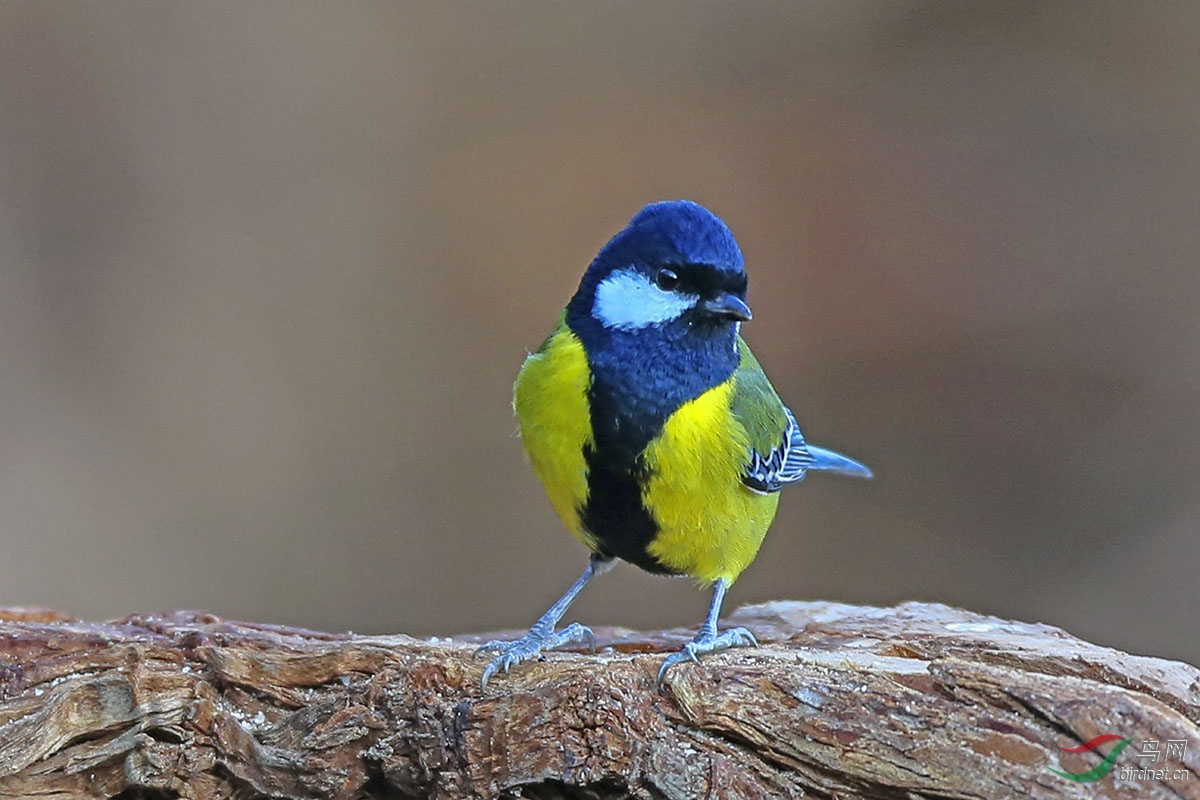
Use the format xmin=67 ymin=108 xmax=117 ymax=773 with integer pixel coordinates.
xmin=0 ymin=2 xmax=1195 ymax=665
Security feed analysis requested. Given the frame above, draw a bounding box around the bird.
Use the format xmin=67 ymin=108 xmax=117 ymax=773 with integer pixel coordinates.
xmin=477 ymin=199 xmax=871 ymax=689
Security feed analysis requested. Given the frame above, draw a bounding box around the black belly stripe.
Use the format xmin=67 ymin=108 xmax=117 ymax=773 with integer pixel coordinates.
xmin=568 ymin=315 xmax=741 ymax=576
xmin=580 ymin=375 xmax=678 ymax=574
xmin=579 ymin=447 xmax=676 ymax=574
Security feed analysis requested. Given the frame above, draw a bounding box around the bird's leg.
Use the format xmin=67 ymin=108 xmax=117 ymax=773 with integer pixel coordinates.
xmin=657 ymin=578 xmax=758 ymax=688
xmin=477 ymin=554 xmax=613 ymax=688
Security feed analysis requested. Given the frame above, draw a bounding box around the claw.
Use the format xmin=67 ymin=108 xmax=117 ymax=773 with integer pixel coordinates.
xmin=479 ymin=557 xmax=610 ymax=689
xmin=473 ymin=639 xmax=508 ymax=659
xmin=657 ymin=626 xmax=760 ymax=689
xmin=479 ymin=622 xmax=595 ymax=690
xmin=732 ymin=627 xmax=759 ymax=647
xmin=565 ymin=622 xmax=597 ymax=654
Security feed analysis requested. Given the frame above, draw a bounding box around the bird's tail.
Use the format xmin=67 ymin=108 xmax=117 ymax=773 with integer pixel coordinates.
xmin=806 ymin=445 xmax=873 ymax=479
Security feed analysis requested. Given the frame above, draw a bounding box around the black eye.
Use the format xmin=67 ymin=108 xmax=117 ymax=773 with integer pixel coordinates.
xmin=655 ymin=268 xmax=679 ymax=291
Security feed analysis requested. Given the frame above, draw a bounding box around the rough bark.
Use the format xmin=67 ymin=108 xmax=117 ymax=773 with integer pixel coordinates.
xmin=0 ymin=601 xmax=1195 ymax=800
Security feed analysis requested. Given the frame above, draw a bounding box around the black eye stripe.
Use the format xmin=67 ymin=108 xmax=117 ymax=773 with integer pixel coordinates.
xmin=657 ymin=263 xmax=745 ymax=296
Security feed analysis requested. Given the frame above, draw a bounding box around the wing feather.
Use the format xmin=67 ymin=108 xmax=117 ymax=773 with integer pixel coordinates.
xmin=730 ymin=338 xmax=812 ymax=494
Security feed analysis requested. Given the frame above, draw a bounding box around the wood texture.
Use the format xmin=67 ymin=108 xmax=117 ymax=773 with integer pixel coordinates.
xmin=0 ymin=601 xmax=1195 ymax=799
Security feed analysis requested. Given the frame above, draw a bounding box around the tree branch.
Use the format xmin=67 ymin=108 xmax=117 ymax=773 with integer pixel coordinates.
xmin=0 ymin=601 xmax=1195 ymax=799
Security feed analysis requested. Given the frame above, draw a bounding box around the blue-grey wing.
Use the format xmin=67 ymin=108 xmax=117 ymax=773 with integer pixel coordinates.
xmin=742 ymin=409 xmax=813 ymax=494
xmin=743 ymin=407 xmax=872 ymax=493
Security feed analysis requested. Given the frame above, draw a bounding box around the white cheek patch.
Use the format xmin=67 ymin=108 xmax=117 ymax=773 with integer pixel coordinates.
xmin=592 ymin=268 xmax=698 ymax=330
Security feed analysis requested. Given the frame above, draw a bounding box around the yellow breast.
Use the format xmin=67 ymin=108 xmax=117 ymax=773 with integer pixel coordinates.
xmin=513 ymin=326 xmax=598 ymax=549
xmin=515 ymin=325 xmax=780 ymax=584
xmin=641 ymin=379 xmax=781 ymax=584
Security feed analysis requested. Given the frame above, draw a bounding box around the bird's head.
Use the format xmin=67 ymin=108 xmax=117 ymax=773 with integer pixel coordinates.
xmin=567 ymin=200 xmax=751 ymax=341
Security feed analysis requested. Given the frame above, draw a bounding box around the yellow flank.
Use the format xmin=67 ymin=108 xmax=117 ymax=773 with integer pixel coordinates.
xmin=642 ymin=377 xmax=781 ymax=584
xmin=513 ymin=327 xmax=598 ymax=550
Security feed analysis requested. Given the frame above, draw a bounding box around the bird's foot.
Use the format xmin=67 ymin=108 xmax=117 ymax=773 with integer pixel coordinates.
xmin=476 ymin=622 xmax=595 ymax=689
xmin=657 ymin=626 xmax=759 ymax=688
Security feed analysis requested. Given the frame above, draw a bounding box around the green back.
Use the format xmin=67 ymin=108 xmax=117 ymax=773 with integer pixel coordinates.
xmin=730 ymin=337 xmax=789 ymax=458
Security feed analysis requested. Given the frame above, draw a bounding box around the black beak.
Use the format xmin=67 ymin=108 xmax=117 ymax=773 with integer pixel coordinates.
xmin=699 ymin=292 xmax=753 ymax=322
